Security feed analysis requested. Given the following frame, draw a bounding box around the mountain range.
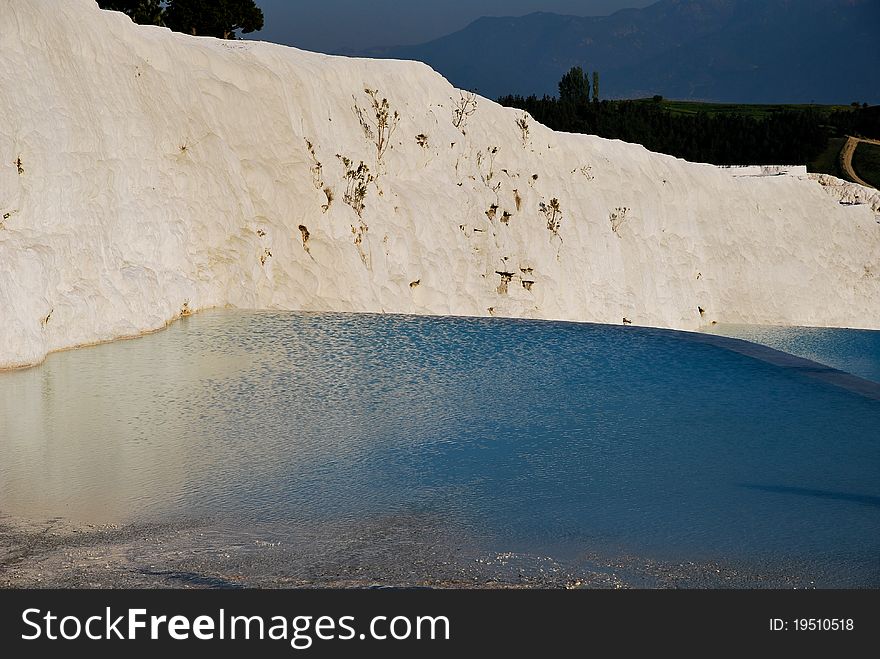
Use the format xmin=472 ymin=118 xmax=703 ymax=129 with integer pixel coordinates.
xmin=361 ymin=0 xmax=880 ymax=103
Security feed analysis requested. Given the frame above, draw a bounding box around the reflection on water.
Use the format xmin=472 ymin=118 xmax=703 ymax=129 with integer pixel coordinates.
xmin=706 ymin=324 xmax=880 ymax=384
xmin=1 ymin=311 xmax=879 ymax=585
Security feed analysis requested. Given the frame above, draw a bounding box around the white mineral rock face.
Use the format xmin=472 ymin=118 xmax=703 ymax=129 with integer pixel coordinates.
xmin=1 ymin=0 xmax=878 ymax=369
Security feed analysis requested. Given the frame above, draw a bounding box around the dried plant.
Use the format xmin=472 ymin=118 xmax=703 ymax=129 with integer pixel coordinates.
xmin=516 ymin=114 xmax=530 ymax=147
xmin=539 ymin=198 xmax=562 ymax=235
xmin=477 ymin=146 xmax=500 ymax=192
xmin=452 ymin=91 xmax=477 ymax=132
xmin=355 ymin=88 xmax=400 ymax=163
xmin=338 ymin=155 xmax=374 ymax=217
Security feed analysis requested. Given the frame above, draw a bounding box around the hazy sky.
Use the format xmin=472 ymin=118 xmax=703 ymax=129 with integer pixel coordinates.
xmin=246 ymin=1 xmax=656 ymax=53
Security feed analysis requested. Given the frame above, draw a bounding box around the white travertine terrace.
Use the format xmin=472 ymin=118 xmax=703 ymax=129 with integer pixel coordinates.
xmin=1 ymin=0 xmax=878 ymax=369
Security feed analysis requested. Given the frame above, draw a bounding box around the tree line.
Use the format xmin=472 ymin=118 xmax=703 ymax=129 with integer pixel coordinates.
xmin=97 ymin=0 xmax=263 ymax=39
xmin=499 ymin=67 xmax=879 ymax=166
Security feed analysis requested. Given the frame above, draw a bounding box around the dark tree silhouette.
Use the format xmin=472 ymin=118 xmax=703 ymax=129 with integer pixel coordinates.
xmin=97 ymin=0 xmax=164 ymax=26
xmin=495 ymin=69 xmax=864 ymax=166
xmin=558 ymin=67 xmax=590 ymax=106
xmin=498 ymin=91 xmax=833 ymax=166
xmin=163 ymin=0 xmax=264 ymax=39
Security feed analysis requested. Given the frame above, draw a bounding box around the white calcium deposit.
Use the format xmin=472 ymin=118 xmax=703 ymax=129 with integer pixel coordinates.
xmin=1 ymin=0 xmax=879 ymax=369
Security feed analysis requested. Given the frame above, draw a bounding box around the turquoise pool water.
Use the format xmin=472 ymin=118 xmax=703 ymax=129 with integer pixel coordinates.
xmin=1 ymin=312 xmax=878 ymax=586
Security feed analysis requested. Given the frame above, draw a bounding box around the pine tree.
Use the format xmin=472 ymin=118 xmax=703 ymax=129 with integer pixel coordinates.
xmin=97 ymin=0 xmax=164 ymax=26
xmin=163 ymin=0 xmax=264 ymax=39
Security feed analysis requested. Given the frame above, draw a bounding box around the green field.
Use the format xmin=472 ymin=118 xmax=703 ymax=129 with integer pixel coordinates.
xmin=633 ymin=99 xmax=854 ymax=120
xmin=809 ymin=136 xmax=848 ymax=179
xmin=852 ymin=142 xmax=880 ymax=189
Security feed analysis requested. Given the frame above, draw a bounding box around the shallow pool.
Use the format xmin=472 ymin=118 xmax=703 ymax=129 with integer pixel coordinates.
xmin=1 ymin=312 xmax=878 ymax=587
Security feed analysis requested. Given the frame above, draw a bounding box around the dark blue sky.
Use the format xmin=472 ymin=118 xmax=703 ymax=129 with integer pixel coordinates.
xmin=246 ymin=1 xmax=655 ymax=53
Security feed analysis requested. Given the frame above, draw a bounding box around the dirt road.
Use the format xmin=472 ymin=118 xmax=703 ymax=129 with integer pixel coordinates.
xmin=840 ymin=136 xmax=880 ymax=188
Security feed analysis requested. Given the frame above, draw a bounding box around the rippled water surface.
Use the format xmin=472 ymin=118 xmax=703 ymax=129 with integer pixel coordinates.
xmin=1 ymin=312 xmax=878 ymax=586
xmin=707 ymin=324 xmax=880 ymax=384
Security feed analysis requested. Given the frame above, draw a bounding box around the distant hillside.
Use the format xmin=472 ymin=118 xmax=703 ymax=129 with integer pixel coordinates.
xmin=363 ymin=0 xmax=880 ymax=104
